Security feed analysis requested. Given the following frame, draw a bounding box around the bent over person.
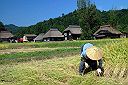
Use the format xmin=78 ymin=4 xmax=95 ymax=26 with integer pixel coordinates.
xmin=79 ymin=43 xmax=104 ymax=76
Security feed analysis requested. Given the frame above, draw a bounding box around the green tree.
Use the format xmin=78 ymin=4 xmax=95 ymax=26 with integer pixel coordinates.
xmin=77 ymin=0 xmax=91 ymax=9
xmin=108 ymin=10 xmax=117 ymax=28
xmin=78 ymin=0 xmax=101 ymax=39
xmin=0 ymin=21 xmax=5 ymax=31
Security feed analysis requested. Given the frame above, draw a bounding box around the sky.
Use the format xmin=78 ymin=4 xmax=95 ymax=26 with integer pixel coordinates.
xmin=0 ymin=0 xmax=128 ymax=26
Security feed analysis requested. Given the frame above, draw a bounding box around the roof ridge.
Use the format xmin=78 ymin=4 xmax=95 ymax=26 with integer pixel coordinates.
xmin=100 ymin=25 xmax=111 ymax=28
xmin=69 ymin=25 xmax=80 ymax=28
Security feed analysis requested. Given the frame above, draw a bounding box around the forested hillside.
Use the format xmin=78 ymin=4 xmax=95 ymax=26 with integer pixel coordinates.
xmin=5 ymin=24 xmax=19 ymax=34
xmin=13 ymin=9 xmax=128 ymax=39
xmin=14 ymin=10 xmax=80 ymax=38
xmin=1 ymin=0 xmax=128 ymax=39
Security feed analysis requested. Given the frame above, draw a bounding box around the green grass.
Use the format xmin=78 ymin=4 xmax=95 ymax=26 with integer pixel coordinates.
xmin=0 ymin=38 xmax=128 ymax=85
xmin=0 ymin=47 xmax=79 ymax=64
xmin=0 ymin=38 xmax=126 ymax=50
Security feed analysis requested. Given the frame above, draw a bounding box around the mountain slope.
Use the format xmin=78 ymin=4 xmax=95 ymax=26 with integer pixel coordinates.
xmin=14 ymin=9 xmax=128 ymax=38
xmin=5 ymin=24 xmax=19 ymax=34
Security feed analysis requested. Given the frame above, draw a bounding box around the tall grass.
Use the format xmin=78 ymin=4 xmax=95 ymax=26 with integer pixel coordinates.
xmin=103 ymin=40 xmax=128 ymax=65
xmin=102 ymin=40 xmax=128 ymax=80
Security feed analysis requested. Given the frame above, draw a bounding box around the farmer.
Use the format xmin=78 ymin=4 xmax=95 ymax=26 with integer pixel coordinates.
xmin=79 ymin=43 xmax=104 ymax=76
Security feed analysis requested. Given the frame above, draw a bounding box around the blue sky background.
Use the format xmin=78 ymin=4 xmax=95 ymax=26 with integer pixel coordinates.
xmin=0 ymin=0 xmax=128 ymax=26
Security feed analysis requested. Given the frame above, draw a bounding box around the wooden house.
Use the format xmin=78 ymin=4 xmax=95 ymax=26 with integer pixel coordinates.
xmin=23 ymin=34 xmax=37 ymax=42
xmin=33 ymin=33 xmax=44 ymax=42
xmin=43 ymin=28 xmax=64 ymax=41
xmin=63 ymin=25 xmax=82 ymax=40
xmin=0 ymin=31 xmax=14 ymax=42
xmin=93 ymin=25 xmax=122 ymax=39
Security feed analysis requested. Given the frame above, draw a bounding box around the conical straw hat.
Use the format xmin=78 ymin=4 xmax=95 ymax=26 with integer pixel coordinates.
xmin=86 ymin=46 xmax=102 ymax=60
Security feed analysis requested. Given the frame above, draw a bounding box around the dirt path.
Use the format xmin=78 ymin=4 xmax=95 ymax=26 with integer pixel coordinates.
xmin=0 ymin=47 xmax=79 ymax=55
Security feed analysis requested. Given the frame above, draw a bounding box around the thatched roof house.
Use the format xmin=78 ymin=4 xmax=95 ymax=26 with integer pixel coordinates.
xmin=34 ymin=33 xmax=44 ymax=42
xmin=0 ymin=31 xmax=14 ymax=42
xmin=23 ymin=34 xmax=37 ymax=42
xmin=93 ymin=25 xmax=122 ymax=39
xmin=43 ymin=28 xmax=64 ymax=41
xmin=63 ymin=25 xmax=82 ymax=40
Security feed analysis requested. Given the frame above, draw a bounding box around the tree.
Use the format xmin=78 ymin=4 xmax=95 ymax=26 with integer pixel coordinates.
xmin=0 ymin=21 xmax=5 ymax=31
xmin=77 ymin=0 xmax=91 ymax=9
xmin=78 ymin=0 xmax=101 ymax=39
xmin=108 ymin=10 xmax=117 ymax=28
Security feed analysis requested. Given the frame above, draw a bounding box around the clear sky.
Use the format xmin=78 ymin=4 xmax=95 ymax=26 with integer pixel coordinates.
xmin=0 ymin=0 xmax=128 ymax=26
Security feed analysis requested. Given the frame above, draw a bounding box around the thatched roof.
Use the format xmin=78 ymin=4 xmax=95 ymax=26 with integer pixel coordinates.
xmin=94 ymin=25 xmax=122 ymax=35
xmin=63 ymin=25 xmax=82 ymax=34
xmin=0 ymin=31 xmax=14 ymax=38
xmin=34 ymin=33 xmax=44 ymax=41
xmin=43 ymin=28 xmax=64 ymax=38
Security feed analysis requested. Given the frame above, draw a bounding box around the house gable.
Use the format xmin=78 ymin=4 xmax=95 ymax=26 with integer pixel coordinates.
xmin=93 ymin=25 xmax=122 ymax=39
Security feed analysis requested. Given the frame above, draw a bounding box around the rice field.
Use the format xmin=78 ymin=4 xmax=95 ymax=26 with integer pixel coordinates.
xmin=0 ymin=38 xmax=128 ymax=85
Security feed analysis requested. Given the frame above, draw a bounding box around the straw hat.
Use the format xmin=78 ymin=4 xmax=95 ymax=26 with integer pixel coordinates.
xmin=86 ymin=46 xmax=102 ymax=60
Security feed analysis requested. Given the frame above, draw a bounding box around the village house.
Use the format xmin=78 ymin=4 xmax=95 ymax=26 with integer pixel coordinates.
xmin=0 ymin=29 xmax=14 ymax=42
xmin=23 ymin=34 xmax=37 ymax=42
xmin=33 ymin=33 xmax=44 ymax=42
xmin=93 ymin=25 xmax=122 ymax=39
xmin=63 ymin=25 xmax=82 ymax=40
xmin=42 ymin=28 xmax=64 ymax=41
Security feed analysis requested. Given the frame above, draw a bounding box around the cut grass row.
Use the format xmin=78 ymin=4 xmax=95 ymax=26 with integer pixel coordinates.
xmin=0 ymin=55 xmax=127 ymax=85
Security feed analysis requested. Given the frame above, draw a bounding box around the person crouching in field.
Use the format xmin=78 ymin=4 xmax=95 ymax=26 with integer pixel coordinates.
xmin=79 ymin=43 xmax=104 ymax=76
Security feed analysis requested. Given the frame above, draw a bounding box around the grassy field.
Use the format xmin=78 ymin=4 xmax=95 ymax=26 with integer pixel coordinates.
xmin=0 ymin=38 xmax=128 ymax=85
xmin=0 ymin=38 xmax=124 ymax=50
